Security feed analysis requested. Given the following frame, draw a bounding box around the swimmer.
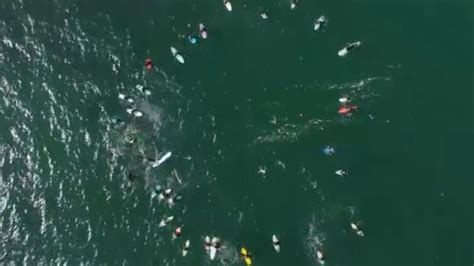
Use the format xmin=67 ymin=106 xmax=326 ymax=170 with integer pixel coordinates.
xmin=182 ymin=240 xmax=191 ymax=257
xmin=350 ymin=222 xmax=364 ymax=237
xmin=272 ymin=234 xmax=281 ymax=252
xmin=335 ymin=169 xmax=349 ymax=176
xmin=290 ymin=0 xmax=298 ymax=10
xmin=316 ymin=248 xmax=325 ymax=264
xmin=322 ymin=145 xmax=335 ymax=155
xmin=223 ymin=0 xmax=232 ymax=11
xmin=145 ymin=58 xmax=153 ymax=70
xmin=260 ymin=11 xmax=268 ymax=19
xmin=338 ymin=105 xmax=358 ymax=115
xmin=338 ymin=41 xmax=361 ymax=57
xmin=187 ymin=35 xmax=198 ymax=45
xmin=173 ymin=226 xmax=182 ymax=239
xmin=199 ymin=23 xmax=208 ymax=39
xmin=314 ymin=15 xmax=327 ymax=31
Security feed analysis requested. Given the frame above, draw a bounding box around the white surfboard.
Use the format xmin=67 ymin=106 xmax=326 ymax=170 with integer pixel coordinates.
xmin=339 ymin=97 xmax=349 ymax=103
xmin=351 ymin=222 xmax=358 ymax=230
xmin=171 ymin=47 xmax=178 ymax=56
xmin=209 ymin=246 xmax=217 ymax=260
xmin=335 ymin=170 xmax=344 ymax=176
xmin=152 ymin=152 xmax=172 ymax=168
xmin=175 ymin=54 xmax=185 ymax=64
xmin=224 ymin=0 xmax=232 ymax=11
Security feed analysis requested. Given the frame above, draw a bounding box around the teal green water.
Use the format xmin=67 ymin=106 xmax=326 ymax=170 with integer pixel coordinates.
xmin=0 ymin=0 xmax=473 ymax=265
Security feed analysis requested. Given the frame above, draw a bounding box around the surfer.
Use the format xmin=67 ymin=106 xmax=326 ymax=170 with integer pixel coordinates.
xmin=350 ymin=222 xmax=365 ymax=236
xmin=322 ymin=145 xmax=335 ymax=155
xmin=240 ymin=247 xmax=253 ymax=265
xmin=272 ymin=234 xmax=281 ymax=252
xmin=145 ymin=58 xmax=153 ymax=70
xmin=316 ymin=248 xmax=325 ymax=264
xmin=199 ymin=23 xmax=208 ymax=39
xmin=170 ymin=47 xmax=185 ymax=64
xmin=136 ymin=84 xmax=151 ymax=95
xmin=126 ymin=108 xmax=143 ymax=117
xmin=335 ymin=169 xmax=349 ymax=176
xmin=223 ymin=0 xmax=232 ymax=11
xmin=338 ymin=41 xmax=361 ymax=57
xmin=158 ymin=188 xmax=172 ymax=201
xmin=159 ymin=216 xmax=174 ymax=227
xmin=291 ymin=0 xmax=298 ymax=9
xmin=182 ymin=240 xmax=191 ymax=257
xmin=204 ymin=235 xmax=212 ymax=253
xmin=209 ymin=237 xmax=220 ymax=260
xmin=338 ymin=105 xmax=358 ymax=115
xmin=173 ymin=226 xmax=182 ymax=239
xmin=127 ymin=172 xmax=137 ymax=182
xmin=314 ymin=16 xmax=327 ymax=31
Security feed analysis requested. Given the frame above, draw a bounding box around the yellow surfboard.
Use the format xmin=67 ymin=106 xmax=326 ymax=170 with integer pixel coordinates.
xmin=240 ymin=247 xmax=248 ymax=257
xmin=244 ymin=257 xmax=252 ymax=265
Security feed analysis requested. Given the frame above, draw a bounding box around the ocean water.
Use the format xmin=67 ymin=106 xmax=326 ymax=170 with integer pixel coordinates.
xmin=0 ymin=0 xmax=473 ymax=265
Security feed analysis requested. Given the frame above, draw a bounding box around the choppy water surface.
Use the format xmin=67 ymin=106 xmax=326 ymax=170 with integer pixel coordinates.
xmin=1 ymin=0 xmax=473 ymax=265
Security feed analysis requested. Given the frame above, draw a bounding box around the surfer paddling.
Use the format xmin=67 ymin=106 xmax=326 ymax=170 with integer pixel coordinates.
xmin=199 ymin=23 xmax=208 ymax=39
xmin=338 ymin=41 xmax=361 ymax=57
xmin=335 ymin=169 xmax=349 ymax=177
xmin=350 ymin=222 xmax=365 ymax=236
xmin=314 ymin=16 xmax=327 ymax=31
xmin=272 ymin=234 xmax=281 ymax=252
xmin=182 ymin=240 xmax=191 ymax=257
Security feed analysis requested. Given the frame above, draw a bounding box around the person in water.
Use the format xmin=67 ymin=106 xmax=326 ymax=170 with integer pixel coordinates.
xmin=291 ymin=0 xmax=298 ymax=9
xmin=199 ymin=23 xmax=208 ymax=39
xmin=145 ymin=58 xmax=153 ymax=70
xmin=346 ymin=43 xmax=358 ymax=52
xmin=127 ymin=172 xmax=137 ymax=181
xmin=173 ymin=227 xmax=182 ymax=238
xmin=187 ymin=35 xmax=197 ymax=44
